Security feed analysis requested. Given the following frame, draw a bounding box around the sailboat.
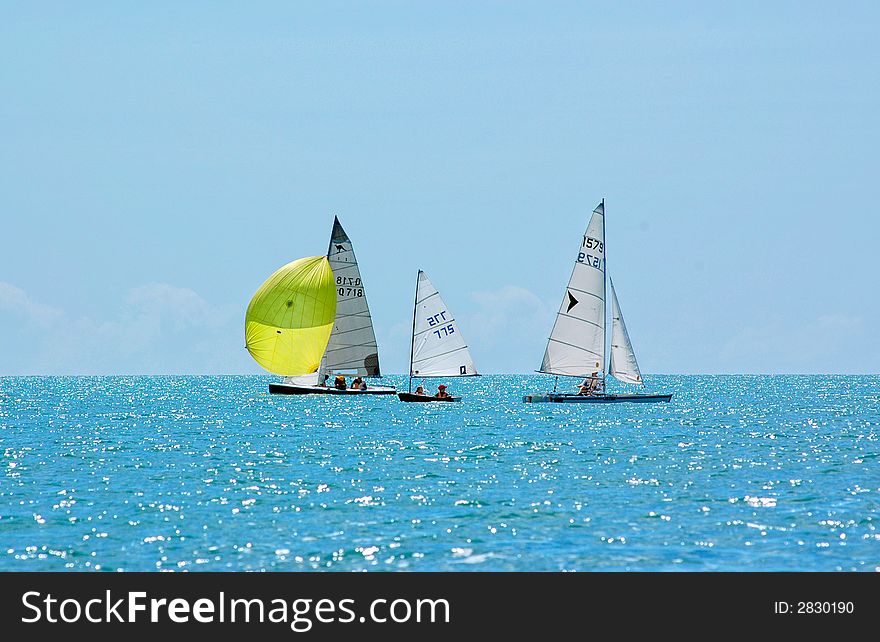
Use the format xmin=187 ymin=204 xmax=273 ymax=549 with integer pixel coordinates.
xmin=268 ymin=217 xmax=396 ymax=395
xmin=398 ymin=270 xmax=478 ymax=402
xmin=523 ymin=200 xmax=672 ymax=403
xmin=245 ymin=255 xmax=338 ymax=387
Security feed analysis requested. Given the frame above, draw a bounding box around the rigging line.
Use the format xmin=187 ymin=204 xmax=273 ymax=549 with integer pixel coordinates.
xmin=407 ymin=271 xmax=419 ymax=393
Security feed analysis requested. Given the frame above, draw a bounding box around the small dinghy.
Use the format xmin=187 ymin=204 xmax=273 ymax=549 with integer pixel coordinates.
xmin=397 ymin=270 xmax=477 ymax=402
xmin=255 ymin=216 xmax=396 ymax=396
xmin=523 ymin=200 xmax=672 ymax=404
xmin=397 ymin=391 xmax=461 ymax=403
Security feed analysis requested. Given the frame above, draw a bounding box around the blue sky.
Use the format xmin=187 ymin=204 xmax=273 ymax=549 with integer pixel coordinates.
xmin=1 ymin=2 xmax=877 ymax=375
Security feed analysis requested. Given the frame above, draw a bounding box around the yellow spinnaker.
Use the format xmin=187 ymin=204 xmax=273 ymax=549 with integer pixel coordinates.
xmin=245 ymin=256 xmax=337 ymax=376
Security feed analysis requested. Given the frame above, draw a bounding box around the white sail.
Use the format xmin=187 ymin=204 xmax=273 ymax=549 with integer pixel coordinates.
xmin=284 ymin=354 xmax=326 ymax=386
xmin=540 ymin=201 xmax=606 ymax=377
xmin=284 ymin=372 xmax=320 ymax=385
xmin=410 ymin=271 xmax=477 ymax=377
xmin=609 ymin=279 xmax=643 ymax=385
xmin=322 ymin=217 xmax=382 ymax=376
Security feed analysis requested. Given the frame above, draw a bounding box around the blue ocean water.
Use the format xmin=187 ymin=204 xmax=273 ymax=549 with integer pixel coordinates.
xmin=0 ymin=375 xmax=878 ymax=572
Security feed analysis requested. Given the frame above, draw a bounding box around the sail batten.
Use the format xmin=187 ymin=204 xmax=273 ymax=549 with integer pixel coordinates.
xmin=539 ymin=202 xmax=607 ymax=377
xmin=321 ymin=216 xmax=383 ymax=377
xmin=408 ymin=271 xmax=477 ymax=378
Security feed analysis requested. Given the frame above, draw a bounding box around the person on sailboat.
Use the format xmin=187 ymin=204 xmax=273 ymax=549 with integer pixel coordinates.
xmin=435 ymin=384 xmax=451 ymax=399
xmin=578 ymin=372 xmax=602 ymax=396
xmin=334 ymin=375 xmax=347 ymax=390
xmin=414 ymin=385 xmax=426 ymax=396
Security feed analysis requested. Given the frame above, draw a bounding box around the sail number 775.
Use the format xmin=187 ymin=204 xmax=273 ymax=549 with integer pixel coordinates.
xmin=427 ymin=311 xmax=455 ymax=340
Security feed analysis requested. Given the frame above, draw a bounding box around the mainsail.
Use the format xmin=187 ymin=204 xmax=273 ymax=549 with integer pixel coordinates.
xmin=409 ymin=270 xmax=477 ymax=377
xmin=245 ymin=256 xmax=337 ymax=376
xmin=540 ymin=201 xmax=606 ymax=377
xmin=609 ymin=279 xmax=643 ymax=384
xmin=321 ymin=216 xmax=382 ymax=377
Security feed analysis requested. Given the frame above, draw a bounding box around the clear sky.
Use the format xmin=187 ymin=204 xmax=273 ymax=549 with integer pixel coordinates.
xmin=1 ymin=2 xmax=877 ymax=375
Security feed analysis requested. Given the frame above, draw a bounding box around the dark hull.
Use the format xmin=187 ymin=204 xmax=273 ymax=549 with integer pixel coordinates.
xmin=397 ymin=392 xmax=461 ymax=403
xmin=269 ymin=383 xmax=397 ymax=396
xmin=522 ymin=393 xmax=672 ymax=404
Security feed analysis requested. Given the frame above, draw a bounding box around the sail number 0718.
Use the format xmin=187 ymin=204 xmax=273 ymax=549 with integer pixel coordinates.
xmin=337 ymin=276 xmax=363 ymax=297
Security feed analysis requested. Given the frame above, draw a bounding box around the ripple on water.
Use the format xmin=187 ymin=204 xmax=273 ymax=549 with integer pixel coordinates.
xmin=0 ymin=374 xmax=878 ymax=571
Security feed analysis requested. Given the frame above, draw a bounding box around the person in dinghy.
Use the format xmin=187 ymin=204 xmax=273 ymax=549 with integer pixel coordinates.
xmin=578 ymin=365 xmax=605 ymax=396
xmin=434 ymin=384 xmax=451 ymax=399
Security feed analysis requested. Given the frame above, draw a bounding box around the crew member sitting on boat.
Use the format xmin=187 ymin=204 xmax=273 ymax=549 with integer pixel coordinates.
xmin=435 ymin=384 xmax=450 ymax=399
xmin=319 ymin=374 xmax=329 ymax=387
xmin=334 ymin=375 xmax=347 ymax=390
xmin=578 ymin=372 xmax=604 ymax=396
xmin=414 ymin=385 xmax=425 ymax=395
xmin=351 ymin=377 xmax=367 ymax=391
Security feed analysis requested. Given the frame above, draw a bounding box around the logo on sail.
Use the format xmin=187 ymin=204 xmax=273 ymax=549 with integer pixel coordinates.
xmin=334 ymin=244 xmax=346 ymax=253
xmin=566 ymin=291 xmax=578 ymax=312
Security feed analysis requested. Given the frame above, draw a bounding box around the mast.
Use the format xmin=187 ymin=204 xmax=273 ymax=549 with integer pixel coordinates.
xmin=601 ymin=197 xmax=608 ymax=385
xmin=408 ymin=270 xmax=420 ymax=393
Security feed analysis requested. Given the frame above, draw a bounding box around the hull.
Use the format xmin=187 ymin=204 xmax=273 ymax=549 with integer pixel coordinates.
xmin=269 ymin=383 xmax=397 ymax=396
xmin=522 ymin=393 xmax=672 ymax=404
xmin=397 ymin=392 xmax=461 ymax=403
